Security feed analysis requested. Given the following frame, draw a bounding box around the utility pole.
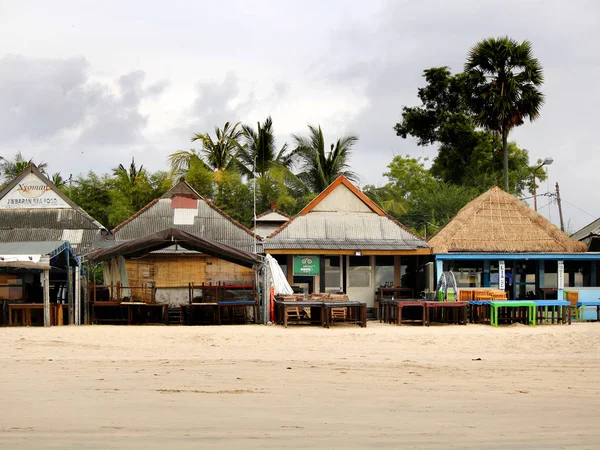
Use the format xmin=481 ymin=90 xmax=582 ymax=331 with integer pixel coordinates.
xmin=555 ymin=182 xmax=565 ymax=232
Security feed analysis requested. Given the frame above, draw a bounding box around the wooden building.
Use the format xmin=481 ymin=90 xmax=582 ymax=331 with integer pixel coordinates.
xmin=428 ymin=186 xmax=596 ymax=301
xmin=0 ymin=164 xmax=106 ymax=325
xmin=263 ymin=176 xmax=430 ymax=310
xmin=110 ymin=179 xmax=258 ymax=307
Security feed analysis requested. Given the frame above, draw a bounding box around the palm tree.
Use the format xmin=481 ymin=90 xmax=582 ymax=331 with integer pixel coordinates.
xmin=113 ymin=158 xmax=146 ymax=186
xmin=238 ymin=116 xmax=294 ymax=178
xmin=464 ymin=36 xmax=544 ymax=192
xmin=51 ymin=172 xmax=67 ymax=189
xmin=169 ymin=122 xmax=244 ymax=181
xmin=0 ymin=152 xmax=48 ymax=183
xmin=292 ymin=124 xmax=359 ymax=193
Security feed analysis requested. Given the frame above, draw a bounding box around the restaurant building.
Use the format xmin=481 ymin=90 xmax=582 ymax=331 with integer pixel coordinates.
xmin=109 ymin=179 xmax=258 ymax=306
xmin=428 ymin=186 xmax=598 ymax=302
xmin=0 ymin=164 xmax=106 ymax=325
xmin=263 ymin=176 xmax=430 ymax=309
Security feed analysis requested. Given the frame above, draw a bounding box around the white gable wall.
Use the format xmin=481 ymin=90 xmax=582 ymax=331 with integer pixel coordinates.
xmin=311 ymin=184 xmax=372 ymax=213
xmin=0 ymin=173 xmax=71 ymax=209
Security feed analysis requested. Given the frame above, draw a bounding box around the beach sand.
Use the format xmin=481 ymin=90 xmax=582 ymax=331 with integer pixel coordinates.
xmin=1 ymin=322 xmax=599 ymax=449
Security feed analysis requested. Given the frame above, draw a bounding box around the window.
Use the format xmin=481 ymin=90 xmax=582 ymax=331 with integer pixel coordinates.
xmin=349 ymin=256 xmax=372 ymax=288
xmin=375 ymin=256 xmax=394 ymax=288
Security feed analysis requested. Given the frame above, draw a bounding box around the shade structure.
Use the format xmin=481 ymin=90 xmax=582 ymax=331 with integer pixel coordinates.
xmin=428 ymin=186 xmax=587 ymax=254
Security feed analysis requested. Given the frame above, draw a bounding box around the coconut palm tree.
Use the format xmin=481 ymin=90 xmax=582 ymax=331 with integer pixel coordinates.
xmin=464 ymin=36 xmax=544 ymax=192
xmin=238 ymin=116 xmax=294 ymax=178
xmin=169 ymin=122 xmax=243 ymax=181
xmin=113 ymin=157 xmax=146 ymax=186
xmin=292 ymin=124 xmax=359 ymax=193
xmin=0 ymin=152 xmax=48 ymax=184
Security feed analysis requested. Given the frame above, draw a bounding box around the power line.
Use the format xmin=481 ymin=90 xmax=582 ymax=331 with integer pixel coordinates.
xmin=560 ymin=198 xmax=597 ymax=219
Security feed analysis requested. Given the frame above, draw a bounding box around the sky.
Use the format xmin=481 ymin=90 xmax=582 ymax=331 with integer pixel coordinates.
xmin=0 ymin=0 xmax=599 ymax=232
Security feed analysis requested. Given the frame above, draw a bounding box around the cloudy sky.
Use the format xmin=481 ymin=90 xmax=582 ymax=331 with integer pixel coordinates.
xmin=1 ymin=0 xmax=598 ymax=232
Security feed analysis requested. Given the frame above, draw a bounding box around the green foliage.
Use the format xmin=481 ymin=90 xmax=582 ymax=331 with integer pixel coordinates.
xmin=185 ymin=158 xmax=215 ymax=199
xmin=0 ymin=152 xmax=48 ymax=189
xmin=65 ymin=171 xmax=113 ymax=227
xmin=238 ymin=116 xmax=293 ymax=178
xmin=395 ymin=65 xmax=543 ymax=196
xmin=364 ymin=155 xmax=476 ymax=234
xmin=292 ymin=124 xmax=359 ymax=193
xmin=464 ymin=36 xmax=544 ymax=190
xmin=191 ymin=121 xmax=243 ymax=172
xmin=213 ymin=171 xmax=253 ymax=227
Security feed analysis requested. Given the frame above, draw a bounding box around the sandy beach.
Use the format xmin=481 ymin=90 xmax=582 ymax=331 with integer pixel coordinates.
xmin=1 ymin=322 xmax=599 ymax=449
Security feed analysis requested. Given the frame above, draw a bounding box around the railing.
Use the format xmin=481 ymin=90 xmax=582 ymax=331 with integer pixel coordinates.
xmin=88 ymin=282 xmax=156 ymax=303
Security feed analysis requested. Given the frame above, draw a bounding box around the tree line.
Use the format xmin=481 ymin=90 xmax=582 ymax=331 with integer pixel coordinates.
xmin=0 ymin=36 xmax=545 ymax=236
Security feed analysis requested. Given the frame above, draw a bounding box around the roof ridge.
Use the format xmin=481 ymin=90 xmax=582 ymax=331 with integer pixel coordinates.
xmin=112 ymin=198 xmax=159 ymax=233
xmin=0 ymin=163 xmax=107 ymax=231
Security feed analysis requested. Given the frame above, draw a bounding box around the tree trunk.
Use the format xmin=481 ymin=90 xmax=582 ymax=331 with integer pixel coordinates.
xmin=502 ymin=131 xmax=509 ymax=192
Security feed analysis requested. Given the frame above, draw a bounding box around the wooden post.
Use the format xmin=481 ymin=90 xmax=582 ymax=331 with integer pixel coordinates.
xmin=394 ymin=256 xmax=401 ymax=287
xmin=555 ymin=182 xmax=565 ymax=232
xmin=75 ymin=268 xmax=81 ymax=325
xmin=43 ymin=269 xmax=50 ymax=327
xmin=83 ymin=267 xmax=90 ymax=325
xmin=68 ymin=268 xmax=74 ymax=325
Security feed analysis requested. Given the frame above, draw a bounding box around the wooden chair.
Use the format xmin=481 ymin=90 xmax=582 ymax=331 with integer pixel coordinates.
xmin=565 ymin=290 xmax=579 ymax=321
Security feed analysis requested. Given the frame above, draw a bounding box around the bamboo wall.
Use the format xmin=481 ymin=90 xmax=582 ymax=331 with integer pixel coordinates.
xmin=125 ymin=254 xmax=253 ymax=288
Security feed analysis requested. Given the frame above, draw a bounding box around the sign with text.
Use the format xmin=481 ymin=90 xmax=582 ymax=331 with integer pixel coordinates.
xmin=0 ymin=173 xmax=70 ymax=209
xmin=558 ymin=261 xmax=565 ymax=290
xmin=293 ymin=255 xmax=320 ymax=277
xmin=498 ymin=260 xmax=505 ymax=290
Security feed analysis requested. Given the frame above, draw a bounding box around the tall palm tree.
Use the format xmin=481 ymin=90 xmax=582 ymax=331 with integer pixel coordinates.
xmin=292 ymin=124 xmax=359 ymax=193
xmin=464 ymin=36 xmax=544 ymax=192
xmin=113 ymin=157 xmax=146 ymax=186
xmin=0 ymin=151 xmax=48 ymax=183
xmin=238 ymin=116 xmax=294 ymax=178
xmin=192 ymin=121 xmax=243 ymax=172
xmin=169 ymin=122 xmax=243 ymax=181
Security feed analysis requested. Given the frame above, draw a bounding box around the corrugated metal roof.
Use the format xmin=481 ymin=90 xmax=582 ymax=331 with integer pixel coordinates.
xmin=264 ymin=239 xmax=423 ymax=250
xmin=264 ymin=212 xmax=428 ymax=250
xmin=114 ymin=198 xmax=258 ymax=253
xmin=0 ymin=229 xmax=100 ymax=254
xmin=571 ymin=217 xmax=600 ymax=241
xmin=0 ymin=240 xmax=70 ymax=258
xmin=0 ymin=209 xmax=100 ymax=229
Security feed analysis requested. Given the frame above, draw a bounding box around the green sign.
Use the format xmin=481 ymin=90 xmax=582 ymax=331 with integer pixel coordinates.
xmin=293 ymin=255 xmax=320 ymax=276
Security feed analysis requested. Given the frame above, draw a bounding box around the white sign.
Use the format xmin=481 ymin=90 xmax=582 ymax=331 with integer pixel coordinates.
xmin=0 ymin=173 xmax=70 ymax=209
xmin=558 ymin=261 xmax=565 ymax=290
xmin=498 ymin=260 xmax=505 ymax=290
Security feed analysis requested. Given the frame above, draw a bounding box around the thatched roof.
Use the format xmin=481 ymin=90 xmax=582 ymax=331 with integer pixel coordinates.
xmin=428 ymin=186 xmax=587 ymax=254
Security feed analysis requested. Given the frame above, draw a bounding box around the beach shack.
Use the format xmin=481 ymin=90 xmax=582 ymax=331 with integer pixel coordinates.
xmin=0 ymin=163 xmax=107 ymax=325
xmin=427 ymin=187 xmax=600 ymax=314
xmin=107 ymin=179 xmax=259 ymax=311
xmin=263 ymin=176 xmax=430 ymax=312
xmin=0 ymin=240 xmax=80 ymax=326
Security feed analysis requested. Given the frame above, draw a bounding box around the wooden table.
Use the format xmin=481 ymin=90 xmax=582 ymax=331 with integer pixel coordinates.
xmin=181 ymin=302 xmax=220 ymax=325
xmin=533 ymin=300 xmax=571 ymax=325
xmin=275 ymin=300 xmax=324 ymax=328
xmin=391 ymin=301 xmax=426 ymax=326
xmin=91 ymin=302 xmax=167 ymax=325
xmin=9 ymin=303 xmax=44 ymax=326
xmin=490 ymin=301 xmax=536 ymax=327
xmin=218 ymin=300 xmax=257 ymax=324
xmin=423 ymin=301 xmax=468 ymax=326
xmin=322 ymin=302 xmax=367 ymax=328
xmin=576 ymin=300 xmax=600 ymax=322
xmin=7 ymin=304 xmax=68 ymax=326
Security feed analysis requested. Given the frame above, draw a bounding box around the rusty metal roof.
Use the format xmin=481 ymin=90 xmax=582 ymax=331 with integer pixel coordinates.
xmin=113 ymin=197 xmax=258 ymax=253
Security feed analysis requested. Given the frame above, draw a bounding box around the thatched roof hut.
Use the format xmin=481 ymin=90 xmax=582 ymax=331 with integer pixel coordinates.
xmin=428 ymin=186 xmax=586 ymax=254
